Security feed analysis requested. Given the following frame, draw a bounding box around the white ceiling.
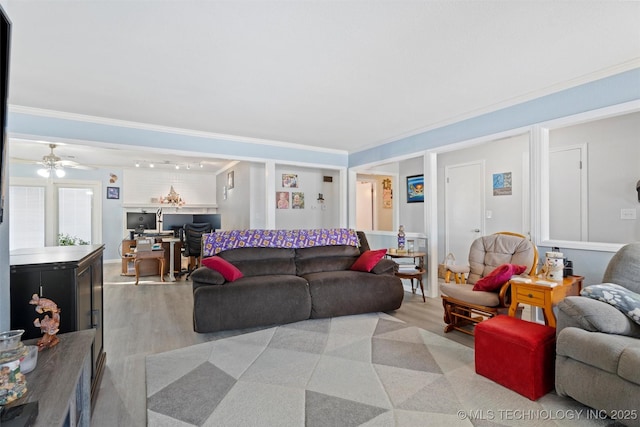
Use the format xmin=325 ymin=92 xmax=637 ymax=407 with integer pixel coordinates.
xmin=3 ymin=0 xmax=639 ymax=169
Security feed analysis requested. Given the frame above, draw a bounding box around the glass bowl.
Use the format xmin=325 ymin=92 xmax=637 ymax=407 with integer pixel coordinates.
xmin=0 ymin=330 xmax=25 ymax=351
xmin=20 ymin=345 xmax=38 ymax=373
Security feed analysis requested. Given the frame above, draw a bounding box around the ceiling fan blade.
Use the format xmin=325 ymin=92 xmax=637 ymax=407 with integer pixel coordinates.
xmin=9 ymin=156 xmax=40 ymax=165
xmin=58 ymin=160 xmax=95 ymax=170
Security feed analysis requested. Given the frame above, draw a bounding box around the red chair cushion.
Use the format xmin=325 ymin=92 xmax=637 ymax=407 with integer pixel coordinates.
xmin=201 ymin=256 xmax=244 ymax=282
xmin=473 ymin=264 xmax=527 ymax=292
xmin=350 ymin=249 xmax=387 ymax=272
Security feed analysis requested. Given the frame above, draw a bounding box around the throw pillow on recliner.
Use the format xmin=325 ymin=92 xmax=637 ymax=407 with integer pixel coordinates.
xmin=472 ymin=264 xmax=527 ymax=292
xmin=581 ymin=283 xmax=640 ymax=325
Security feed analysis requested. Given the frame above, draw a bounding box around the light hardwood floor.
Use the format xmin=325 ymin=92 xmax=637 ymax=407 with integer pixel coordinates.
xmin=92 ymin=262 xmax=472 ymax=426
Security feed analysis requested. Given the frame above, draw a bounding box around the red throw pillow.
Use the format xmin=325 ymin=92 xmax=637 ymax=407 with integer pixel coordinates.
xmin=350 ymin=249 xmax=387 ymax=272
xmin=201 ymin=256 xmax=244 ymax=282
xmin=473 ymin=264 xmax=527 ymax=292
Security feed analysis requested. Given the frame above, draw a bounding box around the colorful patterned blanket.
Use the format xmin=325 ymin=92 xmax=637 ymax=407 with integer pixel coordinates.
xmin=202 ymin=228 xmax=360 ymax=256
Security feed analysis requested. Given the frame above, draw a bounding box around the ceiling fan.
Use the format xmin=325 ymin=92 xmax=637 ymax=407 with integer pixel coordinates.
xmin=34 ymin=143 xmax=93 ymax=178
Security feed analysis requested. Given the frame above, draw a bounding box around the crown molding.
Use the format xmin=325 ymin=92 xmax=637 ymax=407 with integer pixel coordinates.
xmin=354 ymin=60 xmax=640 ymax=154
xmin=8 ymin=105 xmax=348 ymax=156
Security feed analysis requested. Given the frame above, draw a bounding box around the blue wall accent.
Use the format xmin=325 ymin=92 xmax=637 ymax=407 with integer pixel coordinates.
xmin=8 ymin=113 xmax=349 ymax=168
xmin=350 ymin=68 xmax=640 ymax=166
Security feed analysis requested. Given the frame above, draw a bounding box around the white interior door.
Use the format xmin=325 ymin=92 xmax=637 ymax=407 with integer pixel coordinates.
xmin=549 ymin=145 xmax=586 ymax=241
xmin=445 ymin=162 xmax=484 ymax=264
xmin=356 ymin=181 xmax=374 ymax=230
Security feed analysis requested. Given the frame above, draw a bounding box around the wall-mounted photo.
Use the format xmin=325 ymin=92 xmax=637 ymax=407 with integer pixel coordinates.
xmin=406 ymin=175 xmax=424 ymax=203
xmin=107 ymin=186 xmax=120 ymax=200
xmin=276 ymin=191 xmax=289 ymax=209
xmin=292 ymin=192 xmax=304 ymax=209
xmin=282 ymin=173 xmax=298 ymax=188
xmin=493 ymin=172 xmax=512 ymax=196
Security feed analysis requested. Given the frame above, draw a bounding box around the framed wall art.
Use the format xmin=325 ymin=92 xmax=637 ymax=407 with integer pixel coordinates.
xmin=282 ymin=173 xmax=298 ymax=188
xmin=292 ymin=192 xmax=304 ymax=209
xmin=406 ymin=174 xmax=424 ymax=203
xmin=276 ymin=191 xmax=289 ymax=209
xmin=107 ymin=186 xmax=120 ymax=200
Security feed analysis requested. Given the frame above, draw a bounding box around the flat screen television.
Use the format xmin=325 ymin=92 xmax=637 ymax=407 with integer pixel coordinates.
xmin=126 ymin=212 xmax=157 ymax=233
xmin=0 ymin=5 xmax=11 ymax=224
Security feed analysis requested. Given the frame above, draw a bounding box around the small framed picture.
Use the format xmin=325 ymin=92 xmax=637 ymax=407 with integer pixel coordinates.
xmin=276 ymin=191 xmax=289 ymax=209
xmin=282 ymin=173 xmax=298 ymax=188
xmin=292 ymin=192 xmax=305 ymax=209
xmin=107 ymin=186 xmax=120 ymax=200
xmin=406 ymin=175 xmax=424 ymax=203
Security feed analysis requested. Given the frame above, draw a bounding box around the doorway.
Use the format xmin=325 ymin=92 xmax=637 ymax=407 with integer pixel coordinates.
xmin=356 ymin=181 xmax=374 ymax=230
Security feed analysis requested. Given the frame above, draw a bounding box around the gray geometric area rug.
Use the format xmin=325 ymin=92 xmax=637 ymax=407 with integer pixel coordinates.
xmin=146 ymin=313 xmax=610 ymax=427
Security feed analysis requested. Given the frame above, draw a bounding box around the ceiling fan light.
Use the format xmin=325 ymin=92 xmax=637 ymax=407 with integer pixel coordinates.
xmin=55 ymin=168 xmax=66 ymax=178
xmin=37 ymin=168 xmax=50 ymax=178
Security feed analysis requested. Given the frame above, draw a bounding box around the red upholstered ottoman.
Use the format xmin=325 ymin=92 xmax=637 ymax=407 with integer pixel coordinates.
xmin=475 ymin=315 xmax=556 ymax=400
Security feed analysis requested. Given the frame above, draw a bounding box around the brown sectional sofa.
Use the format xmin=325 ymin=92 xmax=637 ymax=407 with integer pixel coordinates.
xmin=190 ymin=232 xmax=404 ymax=333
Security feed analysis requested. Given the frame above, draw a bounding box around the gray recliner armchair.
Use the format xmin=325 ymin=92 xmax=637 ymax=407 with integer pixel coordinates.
xmin=555 ymin=243 xmax=640 ymax=427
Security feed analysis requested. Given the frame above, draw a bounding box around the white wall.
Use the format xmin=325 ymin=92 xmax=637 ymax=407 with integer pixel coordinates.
xmin=122 ymin=168 xmax=217 ymax=206
xmin=274 ymin=165 xmax=339 ymax=230
xmin=216 ymin=162 xmax=251 ymax=230
xmin=249 ymin=163 xmax=266 ymax=229
xmin=320 ymin=169 xmax=341 ymax=229
xmin=549 ymin=111 xmax=640 ymax=244
xmin=399 ymin=157 xmax=425 ymax=233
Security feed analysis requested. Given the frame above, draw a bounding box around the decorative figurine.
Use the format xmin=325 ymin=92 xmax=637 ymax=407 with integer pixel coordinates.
xmin=29 ymin=294 xmax=61 ymax=350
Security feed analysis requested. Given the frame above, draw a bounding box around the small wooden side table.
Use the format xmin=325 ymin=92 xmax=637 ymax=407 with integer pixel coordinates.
xmin=508 ymin=275 xmax=583 ymax=327
xmin=386 ymin=251 xmax=426 ymax=302
xmin=134 ymin=250 xmax=165 ymax=285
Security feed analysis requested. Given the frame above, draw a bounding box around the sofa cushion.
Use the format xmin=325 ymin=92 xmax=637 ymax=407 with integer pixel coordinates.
xmin=439 ymin=283 xmax=501 ymax=307
xmin=581 ymin=283 xmax=640 ymax=326
xmin=472 ymin=264 xmax=527 ymax=292
xmin=602 ymin=242 xmax=640 ymax=295
xmin=219 ymin=247 xmax=296 ymax=277
xmin=370 ymin=258 xmax=398 ymax=275
xmin=350 ymin=249 xmax=387 ymax=272
xmin=556 ymin=327 xmax=640 ymax=377
xmin=304 ymin=270 xmax=403 ymax=318
xmin=190 ymin=266 xmax=226 ymax=287
xmin=201 ymin=256 xmax=244 ymax=282
xmin=295 ymin=245 xmax=361 ymax=276
xmin=557 ymin=296 xmax=640 ymax=337
xmin=193 ymin=274 xmax=311 ymax=333
xmin=618 ymin=346 xmax=640 ymax=386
